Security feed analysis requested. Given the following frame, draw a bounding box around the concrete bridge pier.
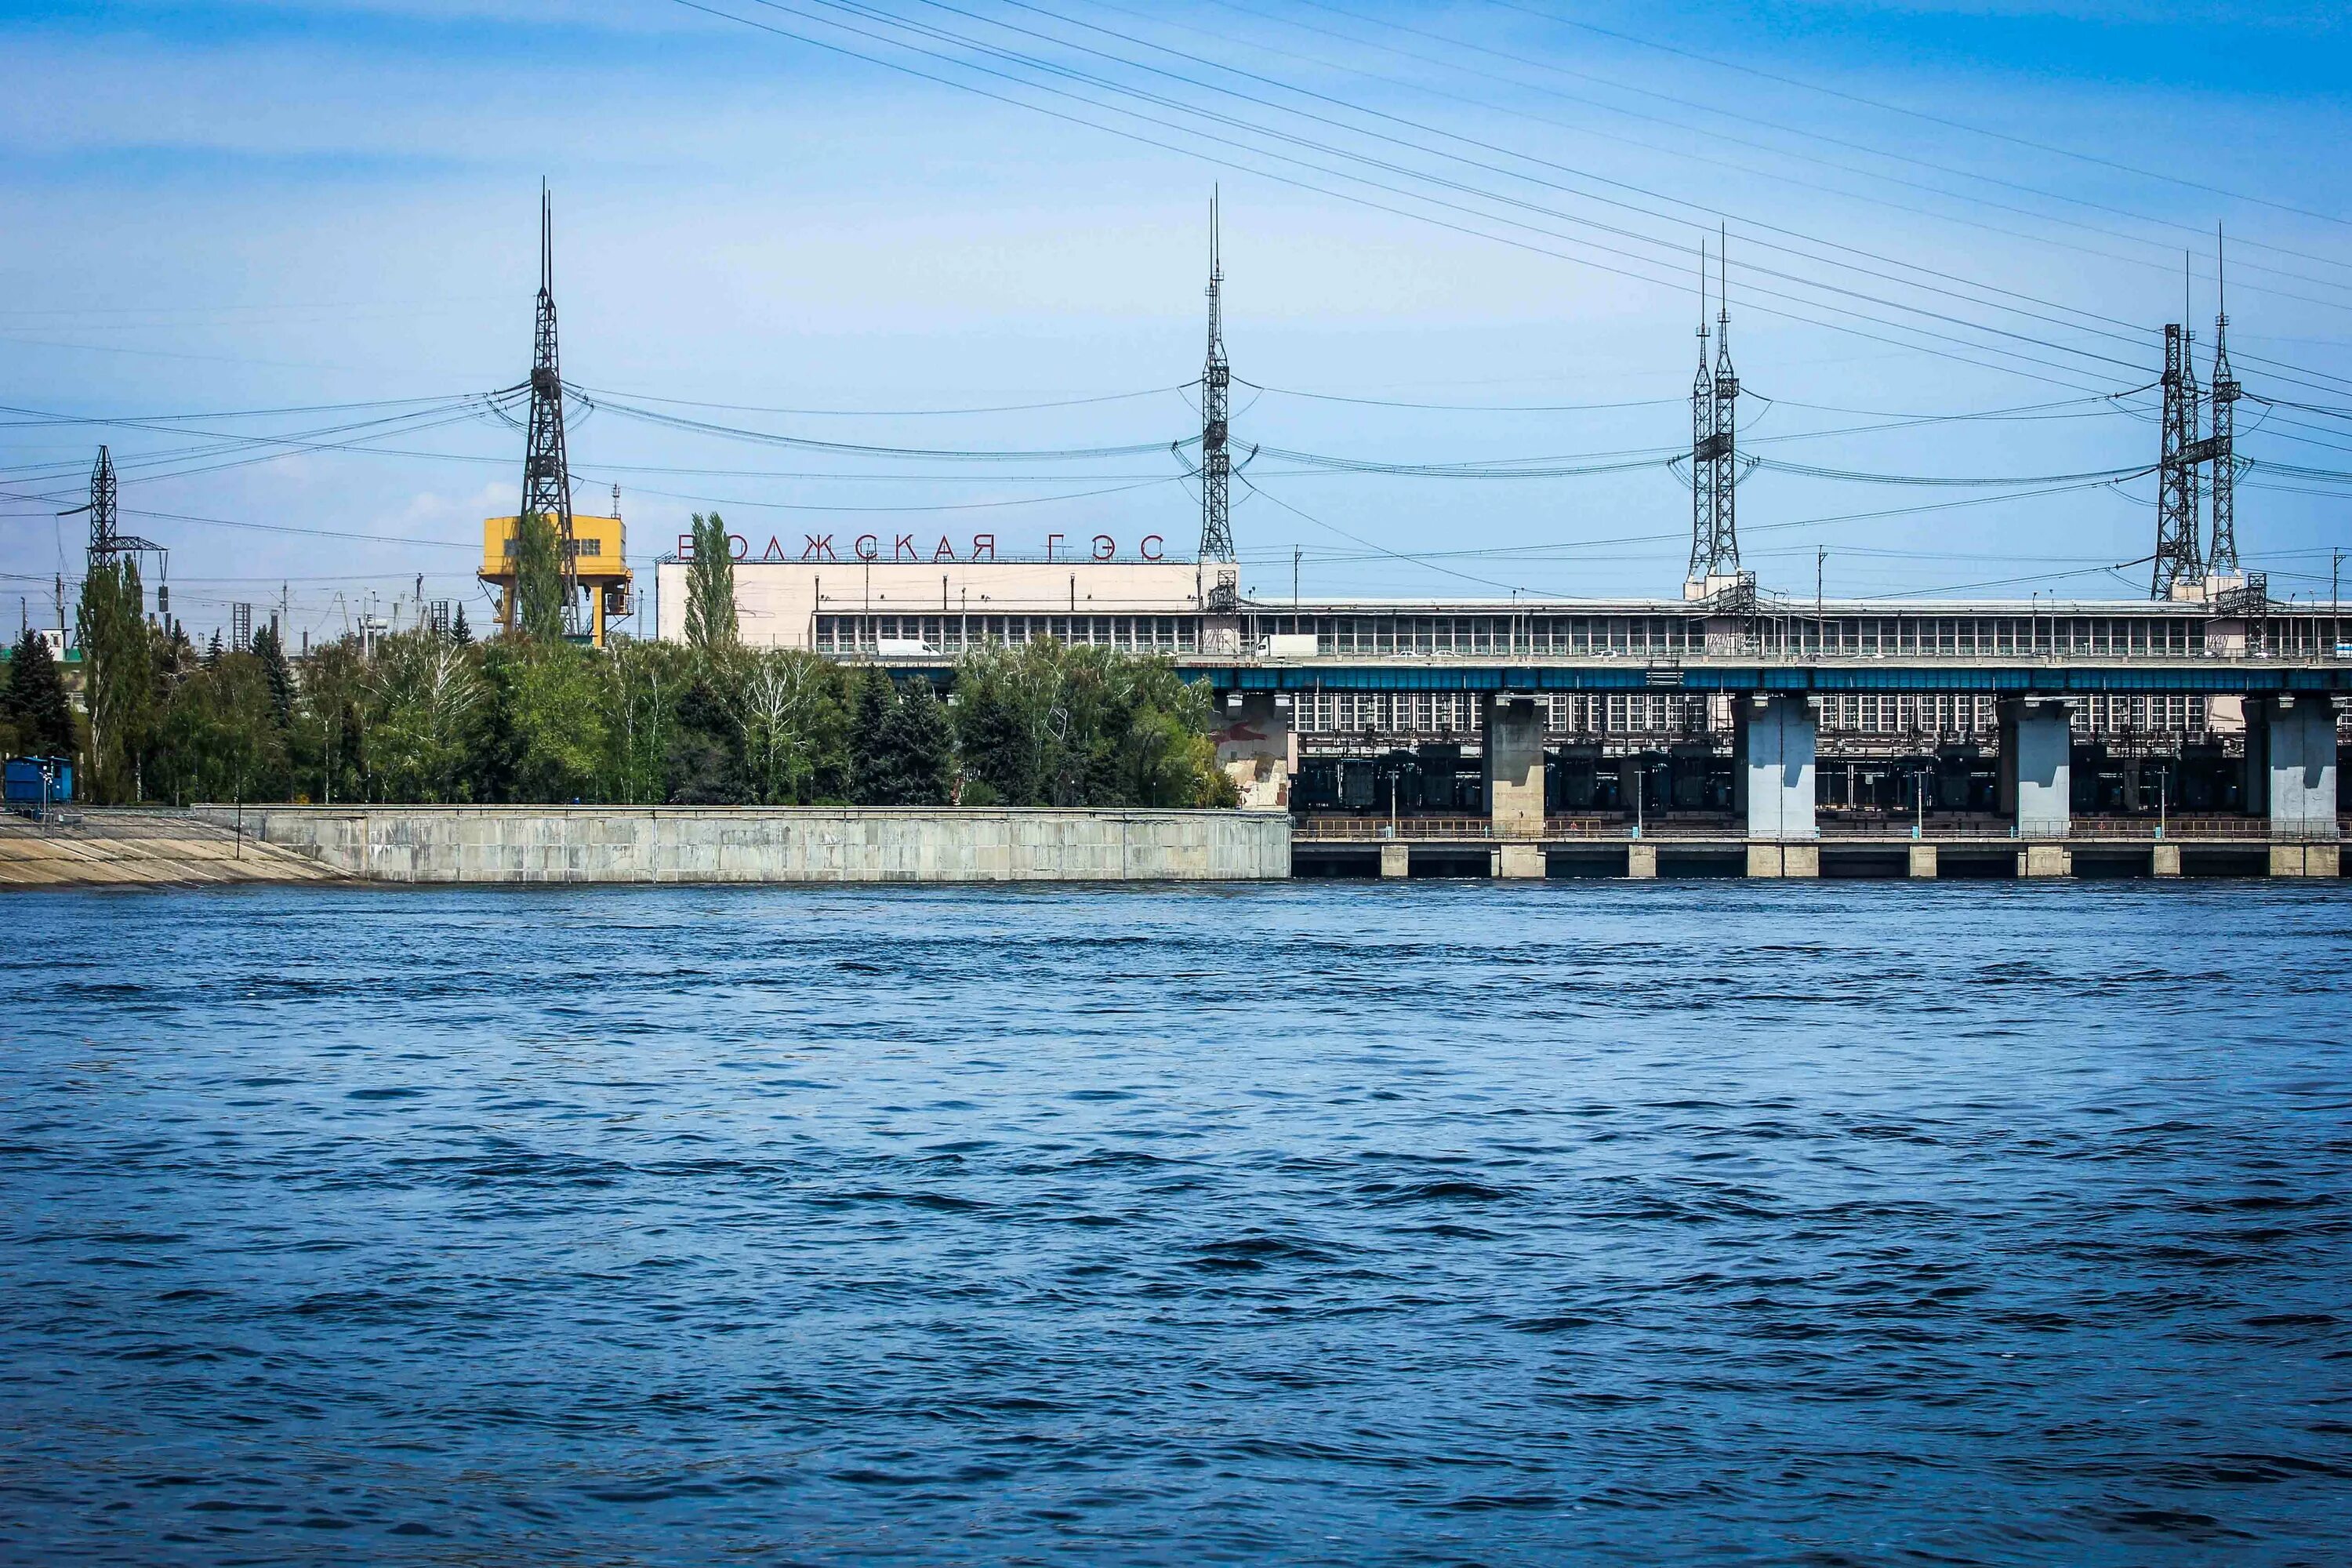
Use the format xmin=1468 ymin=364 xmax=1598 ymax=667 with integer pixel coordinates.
xmin=1736 ymin=694 xmax=1819 ymax=877
xmin=2000 ymin=696 xmax=2076 ymax=862
xmin=2247 ymin=697 xmax=2341 ymax=876
xmin=1483 ymin=692 xmax=1546 ymax=877
xmin=1379 ymin=842 xmax=1410 ymax=879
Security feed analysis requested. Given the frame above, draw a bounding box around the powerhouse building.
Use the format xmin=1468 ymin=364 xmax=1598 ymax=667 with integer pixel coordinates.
xmin=652 ymin=545 xmax=2348 ymax=857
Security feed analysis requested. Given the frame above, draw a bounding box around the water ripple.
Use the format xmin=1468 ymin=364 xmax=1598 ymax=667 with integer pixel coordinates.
xmin=1 ymin=880 xmax=2347 ymax=1565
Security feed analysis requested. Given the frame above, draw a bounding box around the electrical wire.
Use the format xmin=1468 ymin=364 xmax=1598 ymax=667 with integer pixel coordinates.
xmin=575 ymin=387 xmax=1195 ymax=460
xmin=565 ymin=380 xmax=1196 ymax=416
xmin=679 ymin=0 xmax=2132 ymax=394
xmin=1484 ymin=0 xmax=2352 ymax=235
xmin=777 ymin=0 xmax=2172 ymax=387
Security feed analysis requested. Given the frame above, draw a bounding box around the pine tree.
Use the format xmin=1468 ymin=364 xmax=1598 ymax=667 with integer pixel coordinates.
xmin=848 ymin=666 xmax=896 ymax=804
xmin=684 ymin=512 xmax=738 ymax=651
xmin=665 ymin=673 xmax=747 ymax=804
xmin=252 ymin=623 xmax=296 ymax=731
xmin=204 ymin=630 xmax=223 ymax=668
xmin=451 ymin=604 xmax=474 ymax=645
xmin=880 ymin=676 xmax=955 ymax=805
xmin=4 ymin=626 xmax=76 ymax=757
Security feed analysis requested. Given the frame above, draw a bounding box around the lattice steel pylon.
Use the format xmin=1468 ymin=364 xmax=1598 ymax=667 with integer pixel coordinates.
xmin=82 ymin=445 xmax=163 ymax=570
xmin=1686 ymin=238 xmax=1715 ymax=590
xmin=1703 ymin=232 xmax=1742 ymax=583
xmin=518 ymin=181 xmax=579 ymax=634
xmin=2153 ymin=321 xmax=2205 ymax=600
xmin=2202 ymin=233 xmax=2240 ymax=576
xmin=1197 ymin=191 xmax=1237 ymax=610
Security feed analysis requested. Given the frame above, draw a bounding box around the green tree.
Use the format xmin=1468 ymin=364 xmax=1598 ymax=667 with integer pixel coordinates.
xmin=289 ymin=639 xmax=368 ymax=804
xmin=76 ymin=557 xmax=158 ymax=803
xmin=161 ymin=651 xmax=280 ymax=805
xmin=451 ymin=604 xmax=474 ymax=645
xmin=252 ymin=622 xmax=296 ymax=730
xmin=368 ymin=630 xmax=484 ymax=802
xmin=739 ymin=648 xmax=847 ymax=804
xmin=498 ymin=640 xmax=607 ymax=800
xmin=666 ymin=670 xmax=748 ymax=804
xmin=877 ymin=676 xmax=954 ymax=805
xmin=4 ymin=626 xmax=77 ymax=758
xmin=953 ymin=638 xmax=1230 ymax=808
xmin=684 ymin=512 xmax=738 ymax=651
xmin=513 ymin=511 xmax=568 ymax=641
xmin=847 ymin=666 xmax=897 ymax=804
xmin=603 ymin=636 xmax=684 ymax=804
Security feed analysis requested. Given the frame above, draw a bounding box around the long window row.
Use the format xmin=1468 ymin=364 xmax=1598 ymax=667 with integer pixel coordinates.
xmin=1297 ymin=691 xmax=2218 ymax=739
xmin=1295 ymin=692 xmax=1711 ymax=736
xmin=819 ymin=614 xmax=1197 ymax=655
xmin=1250 ymin=613 xmax=2218 ymax=659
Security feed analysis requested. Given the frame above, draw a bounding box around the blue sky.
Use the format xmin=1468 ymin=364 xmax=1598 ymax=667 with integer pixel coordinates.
xmin=5 ymin=2 xmax=2350 ymax=639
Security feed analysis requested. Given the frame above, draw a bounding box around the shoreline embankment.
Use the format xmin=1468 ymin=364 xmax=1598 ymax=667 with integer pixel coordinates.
xmin=154 ymin=804 xmax=1293 ymax=885
xmin=0 ymin=810 xmax=345 ymax=888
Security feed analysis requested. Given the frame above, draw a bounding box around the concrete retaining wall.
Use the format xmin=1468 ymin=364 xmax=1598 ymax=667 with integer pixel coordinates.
xmin=189 ymin=805 xmax=1291 ymax=884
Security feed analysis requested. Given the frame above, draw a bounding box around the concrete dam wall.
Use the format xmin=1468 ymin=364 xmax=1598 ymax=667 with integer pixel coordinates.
xmin=190 ymin=805 xmax=1291 ymax=884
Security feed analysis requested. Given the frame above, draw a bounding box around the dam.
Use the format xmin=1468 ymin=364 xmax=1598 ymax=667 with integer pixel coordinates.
xmin=656 ymin=555 xmax=2347 ymax=880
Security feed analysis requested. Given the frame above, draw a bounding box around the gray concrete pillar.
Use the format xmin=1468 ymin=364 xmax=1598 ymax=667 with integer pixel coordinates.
xmin=2152 ymin=843 xmax=2182 ymax=877
xmin=1907 ymin=844 xmax=1939 ymax=879
xmin=1626 ymin=843 xmax=1658 ymax=879
xmin=1482 ymin=693 xmax=1545 ymax=839
xmin=1747 ymin=843 xmax=1820 ymax=878
xmin=1736 ymin=694 xmax=1818 ymax=840
xmin=2018 ymin=844 xmax=2071 ymax=878
xmin=1495 ymin=843 xmax=1544 ymax=880
xmin=1999 ymin=697 xmax=2074 ymax=839
xmin=2270 ymin=843 xmax=2341 ymax=878
xmin=1379 ymin=842 xmax=1410 ymax=879
xmin=2245 ymin=695 xmax=2341 ymax=839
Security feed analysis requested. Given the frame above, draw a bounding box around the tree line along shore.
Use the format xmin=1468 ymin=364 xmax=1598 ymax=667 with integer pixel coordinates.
xmin=8 ymin=514 xmax=1237 ymax=812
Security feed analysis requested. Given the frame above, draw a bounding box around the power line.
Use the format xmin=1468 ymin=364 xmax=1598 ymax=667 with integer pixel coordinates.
xmin=678 ymin=0 xmax=2125 ymax=393
xmin=1486 ymin=0 xmax=2352 ymax=234
xmin=782 ymin=0 xmax=2168 ymax=385
xmin=566 ymin=381 xmax=1195 ymax=416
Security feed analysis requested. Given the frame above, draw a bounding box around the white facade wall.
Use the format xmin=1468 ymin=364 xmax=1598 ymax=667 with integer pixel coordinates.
xmin=655 ymin=557 xmax=1207 ymax=650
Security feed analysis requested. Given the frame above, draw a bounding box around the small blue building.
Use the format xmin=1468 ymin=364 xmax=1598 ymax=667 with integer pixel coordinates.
xmin=5 ymin=756 xmax=74 ymax=811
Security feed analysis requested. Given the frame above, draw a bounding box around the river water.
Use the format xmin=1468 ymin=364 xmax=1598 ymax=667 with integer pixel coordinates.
xmin=2 ymin=882 xmax=2347 ymax=1565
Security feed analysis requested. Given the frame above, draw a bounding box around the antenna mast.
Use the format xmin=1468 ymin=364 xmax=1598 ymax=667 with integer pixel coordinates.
xmin=1198 ymin=190 xmax=1237 ymax=609
xmin=519 ymin=180 xmax=579 ymax=635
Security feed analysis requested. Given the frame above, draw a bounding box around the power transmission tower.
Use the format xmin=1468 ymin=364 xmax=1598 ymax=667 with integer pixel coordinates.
xmin=2154 ymin=319 xmax=2201 ymax=601
xmin=518 ymin=181 xmax=579 ymax=635
xmin=1198 ymin=191 xmax=1238 ymax=612
xmin=1686 ymin=237 xmax=1715 ymax=593
xmin=2152 ymin=321 xmax=2205 ymax=600
xmin=1705 ymin=234 xmax=1741 ymax=584
xmin=82 ymin=446 xmax=164 ymax=572
xmin=2198 ymin=232 xmax=2240 ymax=577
